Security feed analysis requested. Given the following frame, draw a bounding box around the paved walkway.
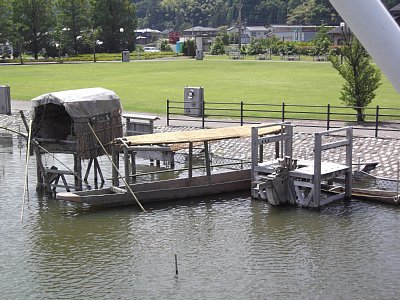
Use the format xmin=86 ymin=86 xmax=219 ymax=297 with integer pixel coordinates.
xmin=2 ymin=100 xmax=400 ymax=179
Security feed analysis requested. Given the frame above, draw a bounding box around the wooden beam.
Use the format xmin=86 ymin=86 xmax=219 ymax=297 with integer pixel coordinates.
xmin=112 ymin=144 xmax=119 ymax=186
xmin=124 ymin=146 xmax=130 ymax=185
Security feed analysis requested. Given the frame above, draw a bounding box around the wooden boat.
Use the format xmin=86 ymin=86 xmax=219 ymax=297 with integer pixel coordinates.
xmin=325 ymin=185 xmax=399 ymax=205
xmin=56 ymin=123 xmax=282 ymax=208
xmin=323 ymin=170 xmax=400 ymax=205
xmin=57 ymin=169 xmax=251 ymax=207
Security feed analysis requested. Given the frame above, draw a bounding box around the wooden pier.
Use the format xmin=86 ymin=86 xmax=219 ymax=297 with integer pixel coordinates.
xmin=252 ymin=124 xmax=353 ymax=208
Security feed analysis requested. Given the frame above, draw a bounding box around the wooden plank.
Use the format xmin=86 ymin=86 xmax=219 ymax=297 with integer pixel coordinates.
xmin=122 ymin=113 xmax=159 ymax=121
xmin=321 ymin=140 xmax=349 ymax=151
xmin=123 ymin=124 xmax=281 ymax=146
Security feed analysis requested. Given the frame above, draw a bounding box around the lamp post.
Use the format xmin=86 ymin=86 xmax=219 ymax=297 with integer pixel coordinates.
xmin=339 ymin=22 xmax=349 ymax=64
xmin=55 ymin=43 xmax=61 ymax=63
xmin=119 ymin=27 xmax=124 ymax=51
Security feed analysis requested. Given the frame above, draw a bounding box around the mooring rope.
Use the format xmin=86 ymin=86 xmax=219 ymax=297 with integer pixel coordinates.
xmin=87 ymin=123 xmax=145 ymax=212
xmin=1 ymin=124 xmax=89 ymax=191
xmin=20 ymin=120 xmax=33 ymax=223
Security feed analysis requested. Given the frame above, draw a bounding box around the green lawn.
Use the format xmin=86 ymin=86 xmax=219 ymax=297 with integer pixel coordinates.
xmin=1 ymin=58 xmax=400 ymax=115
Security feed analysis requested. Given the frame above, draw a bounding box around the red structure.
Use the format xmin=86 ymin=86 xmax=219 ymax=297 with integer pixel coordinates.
xmin=169 ymin=32 xmax=180 ymax=44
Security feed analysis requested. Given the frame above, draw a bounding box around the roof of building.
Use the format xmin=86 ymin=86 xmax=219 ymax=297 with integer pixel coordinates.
xmin=328 ymin=26 xmax=343 ymax=34
xmin=134 ymin=28 xmax=161 ymax=34
xmin=183 ymin=26 xmax=219 ymax=33
xmin=268 ymin=24 xmax=319 ymax=28
xmin=246 ymin=26 xmax=268 ymax=32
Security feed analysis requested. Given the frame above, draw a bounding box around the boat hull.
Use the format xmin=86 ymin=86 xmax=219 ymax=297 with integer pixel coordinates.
xmin=57 ymin=169 xmax=251 ymax=207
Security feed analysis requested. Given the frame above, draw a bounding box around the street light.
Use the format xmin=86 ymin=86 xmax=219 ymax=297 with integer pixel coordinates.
xmin=119 ymin=27 xmax=125 ymax=51
xmin=339 ymin=22 xmax=352 ymax=64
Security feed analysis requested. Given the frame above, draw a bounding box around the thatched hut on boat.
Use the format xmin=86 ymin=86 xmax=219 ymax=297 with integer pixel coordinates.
xmin=31 ymin=87 xmax=123 ymax=159
xmin=30 ymin=87 xmax=123 ymax=192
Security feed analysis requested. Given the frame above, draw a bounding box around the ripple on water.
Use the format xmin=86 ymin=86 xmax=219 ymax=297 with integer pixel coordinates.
xmin=1 ymin=138 xmax=400 ymax=298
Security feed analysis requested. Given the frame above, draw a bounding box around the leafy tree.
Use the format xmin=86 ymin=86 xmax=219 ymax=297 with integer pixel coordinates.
xmin=76 ymin=27 xmax=102 ymax=62
xmin=311 ymin=25 xmax=331 ymax=55
xmin=12 ymin=0 xmax=56 ymax=59
xmin=217 ymin=28 xmax=230 ymax=46
xmin=160 ymin=39 xmax=172 ymax=51
xmin=0 ymin=0 xmax=13 ymax=44
xmin=329 ymin=34 xmax=381 ymax=123
xmin=92 ymin=0 xmax=136 ymax=53
xmin=248 ymin=38 xmax=269 ymax=55
xmin=182 ymin=39 xmax=195 ymax=57
xmin=57 ymin=0 xmax=92 ymax=54
xmin=210 ymin=36 xmax=225 ymax=55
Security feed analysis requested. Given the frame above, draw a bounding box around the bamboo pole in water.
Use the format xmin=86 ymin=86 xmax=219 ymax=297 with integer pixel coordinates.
xmin=20 ymin=120 xmax=33 ymax=223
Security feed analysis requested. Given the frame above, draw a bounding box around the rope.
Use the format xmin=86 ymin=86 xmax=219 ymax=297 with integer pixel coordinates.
xmin=87 ymin=123 xmax=145 ymax=212
xmin=1 ymin=124 xmax=89 ymax=190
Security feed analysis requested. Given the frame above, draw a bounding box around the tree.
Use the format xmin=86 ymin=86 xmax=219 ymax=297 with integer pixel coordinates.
xmin=57 ymin=0 xmax=92 ymax=54
xmin=12 ymin=0 xmax=56 ymax=59
xmin=92 ymin=0 xmax=136 ymax=53
xmin=76 ymin=27 xmax=102 ymax=62
xmin=311 ymin=25 xmax=331 ymax=55
xmin=160 ymin=39 xmax=172 ymax=52
xmin=210 ymin=36 xmax=225 ymax=55
xmin=329 ymin=30 xmax=381 ymax=123
xmin=0 ymin=0 xmax=13 ymax=45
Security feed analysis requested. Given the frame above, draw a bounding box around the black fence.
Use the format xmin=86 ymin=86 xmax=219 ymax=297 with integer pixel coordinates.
xmin=166 ymin=99 xmax=400 ymax=138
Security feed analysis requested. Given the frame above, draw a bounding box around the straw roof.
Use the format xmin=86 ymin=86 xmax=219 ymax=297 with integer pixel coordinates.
xmin=121 ymin=124 xmax=282 ymax=146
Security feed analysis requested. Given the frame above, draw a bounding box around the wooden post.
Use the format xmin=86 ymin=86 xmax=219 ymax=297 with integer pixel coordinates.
xmin=313 ymin=133 xmax=322 ymax=208
xmin=345 ymin=127 xmax=353 ymax=199
xmin=131 ymin=152 xmax=136 ymax=182
xmin=33 ymin=144 xmax=45 ymax=190
xmin=259 ymin=143 xmax=263 ymax=163
xmin=74 ymin=154 xmax=82 ymax=191
xmin=284 ymin=124 xmax=293 ymax=158
xmin=124 ymin=146 xmax=130 ymax=186
xmin=204 ymin=141 xmax=211 ymax=184
xmin=188 ymin=142 xmax=193 ymax=186
xmin=112 ymin=144 xmax=120 ymax=186
xmin=84 ymin=158 xmax=93 ymax=183
xmin=94 ymin=158 xmax=105 ymax=186
xmin=251 ymin=127 xmax=258 ymax=183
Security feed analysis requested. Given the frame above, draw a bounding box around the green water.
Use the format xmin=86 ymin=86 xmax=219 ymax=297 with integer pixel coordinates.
xmin=1 ymin=133 xmax=400 ymax=299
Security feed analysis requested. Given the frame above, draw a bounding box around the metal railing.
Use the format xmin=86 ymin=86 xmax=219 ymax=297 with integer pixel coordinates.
xmin=166 ymin=99 xmax=400 ymax=138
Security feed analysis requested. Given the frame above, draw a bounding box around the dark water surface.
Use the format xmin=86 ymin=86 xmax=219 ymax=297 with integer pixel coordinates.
xmin=1 ymin=133 xmax=400 ymax=299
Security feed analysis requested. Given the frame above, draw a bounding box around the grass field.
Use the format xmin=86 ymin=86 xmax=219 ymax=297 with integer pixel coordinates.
xmin=1 ymin=57 xmax=400 ymax=115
